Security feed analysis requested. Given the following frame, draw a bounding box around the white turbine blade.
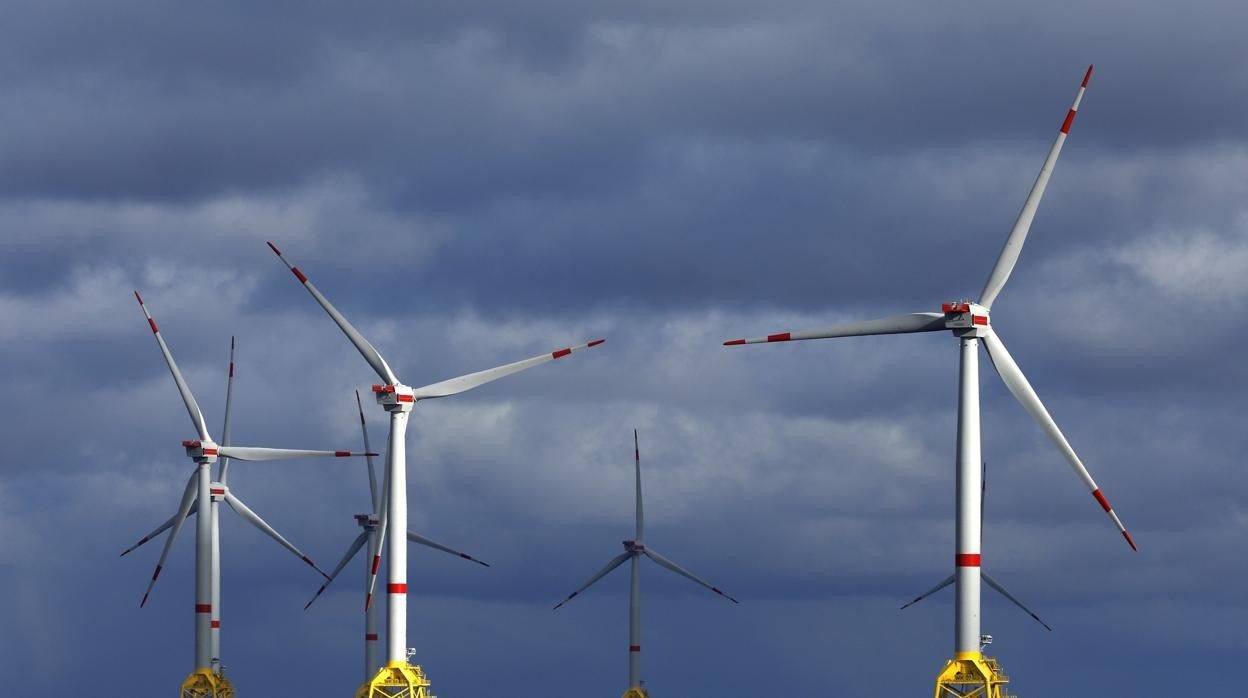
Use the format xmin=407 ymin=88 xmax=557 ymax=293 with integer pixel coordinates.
xmin=356 ymin=390 xmax=379 ymax=511
xmin=981 ymin=330 xmax=1136 ymax=550
xmin=138 ymin=470 xmax=198 ymax=607
xmin=983 ymin=572 xmax=1053 ymax=631
xmin=899 ymin=574 xmax=955 ymax=610
xmin=411 ymin=339 xmax=606 ymax=400
xmin=304 ymin=530 xmax=369 ymax=610
xmin=634 ymin=429 xmax=643 ymax=542
xmin=642 ymin=547 xmax=738 ymax=604
xmin=365 ymin=461 xmax=390 ymax=611
xmin=407 ymin=531 xmax=490 ymax=567
xmin=723 ymin=313 xmax=945 ymax=346
xmin=267 ymin=241 xmax=399 ymax=385
xmin=219 ymin=336 xmax=236 ymax=484
xmin=217 ymin=446 xmax=377 ymax=461
xmin=134 ymin=291 xmax=211 ymax=441
xmin=120 ymin=500 xmax=199 ymax=557
xmin=224 ymin=491 xmax=330 ymax=579
xmin=553 ymin=552 xmax=631 ymax=610
xmin=979 ymin=66 xmax=1093 ymax=309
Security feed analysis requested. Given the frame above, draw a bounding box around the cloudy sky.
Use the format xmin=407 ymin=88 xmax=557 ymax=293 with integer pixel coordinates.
xmin=2 ymin=1 xmax=1246 ymax=695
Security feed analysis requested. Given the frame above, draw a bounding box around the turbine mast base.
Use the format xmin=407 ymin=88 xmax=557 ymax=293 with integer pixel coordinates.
xmin=622 ymin=686 xmax=649 ymax=698
xmin=179 ymin=668 xmax=235 ymax=698
xmin=356 ymin=661 xmax=433 ymax=698
xmin=933 ymin=652 xmax=1014 ymax=698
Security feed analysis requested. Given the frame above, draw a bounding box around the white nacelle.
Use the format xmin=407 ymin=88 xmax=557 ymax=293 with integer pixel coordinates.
xmin=942 ymin=302 xmax=991 ymax=337
xmin=182 ymin=440 xmax=220 ymax=463
xmin=372 ymin=384 xmax=416 ymax=413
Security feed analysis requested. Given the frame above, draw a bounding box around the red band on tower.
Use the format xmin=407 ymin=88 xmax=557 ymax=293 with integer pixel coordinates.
xmin=211 ymin=620 xmax=221 ymax=628
xmin=956 ymin=553 xmax=982 ymax=567
xmin=196 ymin=604 xmax=212 ymax=613
xmin=388 ymin=583 xmax=407 ymax=593
xmin=629 ymin=645 xmax=641 ymax=652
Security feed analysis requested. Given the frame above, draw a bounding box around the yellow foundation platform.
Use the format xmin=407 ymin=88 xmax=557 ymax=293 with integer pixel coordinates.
xmin=933 ymin=652 xmax=1014 ymax=698
xmin=180 ymin=668 xmax=235 ymax=698
xmin=621 ymin=687 xmax=649 ymax=698
xmin=356 ymin=661 xmax=433 ymax=698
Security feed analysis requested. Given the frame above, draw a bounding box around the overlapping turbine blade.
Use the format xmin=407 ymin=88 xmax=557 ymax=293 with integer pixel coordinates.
xmin=723 ymin=313 xmax=945 ymax=346
xmin=224 ymin=492 xmax=330 ymax=579
xmin=407 ymin=531 xmax=490 ymax=567
xmin=979 ymin=66 xmax=1093 ymax=309
xmin=634 ymin=429 xmax=643 ymax=541
xmin=305 ymin=531 xmax=369 ymax=610
xmin=139 ymin=470 xmax=198 ymax=607
xmin=120 ymin=500 xmax=199 ymax=557
xmin=983 ymin=572 xmax=1052 ymax=631
xmin=219 ymin=336 xmax=236 ymax=484
xmin=899 ymin=574 xmax=955 ymax=610
xmin=365 ymin=461 xmax=389 ymax=611
xmin=553 ymin=552 xmax=631 ymax=609
xmin=642 ymin=547 xmax=738 ymax=604
xmin=411 ymin=339 xmax=606 ymax=400
xmin=356 ymin=390 xmax=379 ymax=511
xmin=134 ymin=291 xmax=211 ymax=441
xmin=981 ymin=330 xmax=1136 ymax=550
xmin=267 ymin=242 xmax=399 ymax=385
xmin=217 ymin=446 xmax=377 ymax=461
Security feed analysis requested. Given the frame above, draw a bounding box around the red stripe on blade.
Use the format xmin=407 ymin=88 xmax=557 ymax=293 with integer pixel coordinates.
xmin=1061 ymin=109 xmax=1077 ymax=134
xmin=152 ymin=565 xmax=162 ymax=580
xmin=196 ymin=604 xmax=212 ymax=613
xmin=302 ymin=556 xmax=315 ymax=567
xmin=956 ymin=554 xmax=982 ymax=567
xmin=266 ymin=241 xmax=282 ymax=256
xmin=767 ymin=332 xmax=791 ymax=342
xmin=1092 ymin=489 xmax=1112 ymax=512
xmin=723 ymin=339 xmax=745 ymax=346
xmin=292 ymin=267 xmax=308 ymax=284
xmin=588 ymin=339 xmax=605 ymax=348
xmin=1123 ymin=530 xmax=1138 ymax=551
xmin=552 ymin=348 xmax=572 ymax=359
xmin=335 ymin=451 xmax=350 ymax=457
xmin=134 ymin=291 xmax=145 ymax=305
xmin=148 ymin=318 xmax=159 ymax=334
xmin=371 ymin=556 xmax=381 ymax=574
xmin=388 ymin=583 xmax=407 ymax=593
xmin=1082 ymin=65 xmax=1093 ymax=88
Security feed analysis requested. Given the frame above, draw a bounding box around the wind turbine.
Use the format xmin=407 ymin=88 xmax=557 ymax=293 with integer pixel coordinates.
xmin=303 ymin=390 xmax=490 ymax=682
xmin=267 ymin=241 xmax=604 ymax=698
xmin=553 ymin=431 xmax=738 ymax=698
xmin=722 ymin=66 xmax=1133 ymax=697
xmin=127 ymin=294 xmax=374 ymax=698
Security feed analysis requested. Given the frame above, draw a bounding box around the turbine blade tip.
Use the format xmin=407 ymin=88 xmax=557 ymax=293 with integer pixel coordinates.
xmin=1123 ymin=530 xmax=1138 ymax=551
xmin=588 ymin=338 xmax=605 ymax=348
xmin=723 ymin=339 xmax=745 ymax=346
xmin=266 ymin=241 xmax=281 ymax=256
xmin=1082 ymin=65 xmax=1093 ymax=87
xmin=134 ymin=290 xmax=144 ymax=304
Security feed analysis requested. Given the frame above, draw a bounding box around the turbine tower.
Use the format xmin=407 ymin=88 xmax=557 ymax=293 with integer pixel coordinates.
xmin=127 ymin=296 xmax=374 ymax=698
xmin=553 ymin=431 xmax=738 ymax=698
xmin=722 ymin=66 xmax=1134 ymax=698
xmin=268 ymin=241 xmax=604 ymax=698
xmin=304 ymin=391 xmax=490 ymax=682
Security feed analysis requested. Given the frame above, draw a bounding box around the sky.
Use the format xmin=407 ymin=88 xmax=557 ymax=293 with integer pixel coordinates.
xmin=2 ymin=1 xmax=1247 ymax=695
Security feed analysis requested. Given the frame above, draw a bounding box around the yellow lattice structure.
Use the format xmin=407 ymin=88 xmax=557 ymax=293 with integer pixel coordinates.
xmin=621 ymin=687 xmax=649 ymax=698
xmin=356 ymin=661 xmax=434 ymax=698
xmin=933 ymin=652 xmax=1015 ymax=698
xmin=180 ymin=668 xmax=235 ymax=698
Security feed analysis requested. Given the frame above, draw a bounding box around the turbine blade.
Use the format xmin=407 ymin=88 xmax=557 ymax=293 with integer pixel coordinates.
xmin=634 ymin=429 xmax=643 ymax=542
xmin=219 ymin=336 xmax=236 ymax=484
xmin=120 ymin=499 xmax=199 ymax=557
xmin=981 ymin=330 xmax=1136 ymax=551
xmin=365 ymin=462 xmax=390 ymax=611
xmin=411 ymin=339 xmax=606 ymax=400
xmin=979 ymin=65 xmax=1093 ymax=309
xmin=642 ymin=547 xmax=738 ymax=604
xmin=304 ymin=531 xmax=369 ymax=610
xmin=138 ymin=470 xmax=198 ymax=607
xmin=899 ymin=574 xmax=955 ymax=610
xmin=407 ymin=531 xmax=490 ymax=567
xmin=217 ymin=446 xmax=377 ymax=461
xmin=134 ymin=291 xmax=211 ymax=441
xmin=553 ymin=552 xmax=631 ymax=609
xmin=723 ymin=313 xmax=945 ymax=346
xmin=224 ymin=491 xmax=330 ymax=579
xmin=356 ymin=390 xmax=379 ymax=511
xmin=267 ymin=241 xmax=399 ymax=385
xmin=983 ymin=572 xmax=1053 ymax=631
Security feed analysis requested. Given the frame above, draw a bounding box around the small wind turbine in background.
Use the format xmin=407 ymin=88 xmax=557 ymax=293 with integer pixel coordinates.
xmin=554 ymin=431 xmax=738 ymax=698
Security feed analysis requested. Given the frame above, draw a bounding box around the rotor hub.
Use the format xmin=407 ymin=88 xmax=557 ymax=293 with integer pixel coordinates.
xmin=182 ymin=440 xmax=220 ymax=463
xmin=623 ymin=539 xmax=644 ymax=553
xmin=209 ymin=483 xmax=228 ymax=502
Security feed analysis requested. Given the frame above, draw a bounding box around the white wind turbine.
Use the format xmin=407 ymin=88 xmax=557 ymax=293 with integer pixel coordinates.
xmin=553 ymin=431 xmax=738 ymax=698
xmin=722 ymin=66 xmax=1133 ymax=695
xmin=303 ymin=390 xmax=490 ymax=682
xmin=126 ymin=294 xmax=375 ymax=697
xmin=267 ymin=241 xmax=605 ymax=697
